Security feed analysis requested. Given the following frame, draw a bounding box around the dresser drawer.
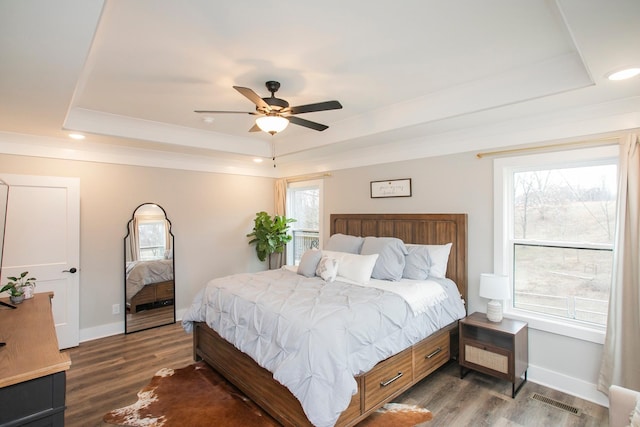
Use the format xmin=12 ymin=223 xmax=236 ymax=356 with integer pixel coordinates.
xmin=413 ymin=330 xmax=450 ymax=380
xmin=363 ymin=348 xmax=412 ymax=412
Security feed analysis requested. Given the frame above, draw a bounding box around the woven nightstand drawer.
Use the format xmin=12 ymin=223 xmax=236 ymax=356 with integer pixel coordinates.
xmin=465 ymin=344 xmax=508 ymax=374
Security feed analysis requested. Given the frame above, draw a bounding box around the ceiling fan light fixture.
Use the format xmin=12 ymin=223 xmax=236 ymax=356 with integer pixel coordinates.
xmin=256 ymin=115 xmax=289 ymax=135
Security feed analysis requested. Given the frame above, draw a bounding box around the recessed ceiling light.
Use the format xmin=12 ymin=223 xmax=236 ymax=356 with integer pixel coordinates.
xmin=69 ymin=133 xmax=85 ymax=140
xmin=202 ymin=117 xmax=214 ymax=123
xmin=253 ymin=158 xmax=264 ymax=163
xmin=606 ymin=67 xmax=640 ymax=81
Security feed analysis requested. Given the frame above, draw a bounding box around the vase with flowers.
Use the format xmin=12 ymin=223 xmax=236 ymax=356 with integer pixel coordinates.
xmin=1 ymin=271 xmax=37 ymax=304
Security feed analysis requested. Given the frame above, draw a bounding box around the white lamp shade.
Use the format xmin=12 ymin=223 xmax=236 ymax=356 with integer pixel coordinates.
xmin=479 ymin=273 xmax=510 ymax=300
xmin=479 ymin=273 xmax=510 ymax=322
xmin=256 ymin=115 xmax=289 ymax=135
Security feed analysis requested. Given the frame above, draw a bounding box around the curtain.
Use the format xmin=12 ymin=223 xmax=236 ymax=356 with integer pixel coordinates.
xmin=164 ymin=219 xmax=172 ymax=259
xmin=273 ymin=178 xmax=287 ymax=268
xmin=274 ymin=178 xmax=286 ymax=217
xmin=128 ymin=219 xmax=140 ymax=262
xmin=598 ymin=133 xmax=640 ymax=393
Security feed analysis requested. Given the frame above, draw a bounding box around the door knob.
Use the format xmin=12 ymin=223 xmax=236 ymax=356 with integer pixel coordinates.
xmin=63 ymin=267 xmax=77 ymax=273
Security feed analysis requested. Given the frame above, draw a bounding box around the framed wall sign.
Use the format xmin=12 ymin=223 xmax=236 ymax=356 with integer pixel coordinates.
xmin=370 ymin=178 xmax=412 ymax=198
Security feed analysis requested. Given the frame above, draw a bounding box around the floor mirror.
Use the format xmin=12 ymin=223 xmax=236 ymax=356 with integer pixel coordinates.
xmin=124 ymin=203 xmax=175 ymax=333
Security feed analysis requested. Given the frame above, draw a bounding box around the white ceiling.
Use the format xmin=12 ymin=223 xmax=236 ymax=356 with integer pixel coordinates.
xmin=1 ymin=0 xmax=639 ymax=177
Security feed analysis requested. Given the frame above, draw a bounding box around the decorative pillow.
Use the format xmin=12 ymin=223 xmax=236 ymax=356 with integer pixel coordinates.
xmin=322 ymin=250 xmax=379 ymax=284
xmin=630 ymin=396 xmax=640 ymax=427
xmin=297 ymin=249 xmax=322 ymax=278
xmin=315 ymin=256 xmax=339 ymax=282
xmin=425 ymin=243 xmax=452 ymax=278
xmin=360 ymin=236 xmax=408 ymax=281
xmin=403 ymin=244 xmax=430 ymax=280
xmin=325 ymin=233 xmax=365 ymax=254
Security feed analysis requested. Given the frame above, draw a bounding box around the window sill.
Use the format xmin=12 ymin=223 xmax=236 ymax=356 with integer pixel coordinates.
xmin=503 ymin=309 xmax=605 ymax=345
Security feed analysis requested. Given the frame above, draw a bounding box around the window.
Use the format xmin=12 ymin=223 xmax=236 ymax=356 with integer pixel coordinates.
xmin=495 ymin=146 xmax=618 ymax=337
xmin=286 ymin=180 xmax=322 ymax=265
xmin=138 ymin=219 xmax=167 ymax=260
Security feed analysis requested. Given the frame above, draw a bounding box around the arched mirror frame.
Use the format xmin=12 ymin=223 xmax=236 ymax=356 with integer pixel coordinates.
xmin=0 ymin=179 xmax=10 ymax=310
xmin=124 ymin=203 xmax=175 ymax=334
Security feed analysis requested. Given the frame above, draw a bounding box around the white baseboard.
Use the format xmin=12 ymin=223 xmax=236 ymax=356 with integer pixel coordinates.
xmin=528 ymin=364 xmax=609 ymax=408
xmin=78 ymin=308 xmax=188 ymax=343
xmin=79 ymin=321 xmax=124 ymax=343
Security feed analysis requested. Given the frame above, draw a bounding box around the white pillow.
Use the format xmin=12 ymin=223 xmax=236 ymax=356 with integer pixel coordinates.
xmin=425 ymin=243 xmax=453 ymax=278
xmin=322 ymin=250 xmax=379 ymax=284
xmin=316 ymin=256 xmax=339 ymax=282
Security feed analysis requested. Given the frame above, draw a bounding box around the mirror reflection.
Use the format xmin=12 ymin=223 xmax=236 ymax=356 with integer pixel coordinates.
xmin=124 ymin=203 xmax=175 ymax=333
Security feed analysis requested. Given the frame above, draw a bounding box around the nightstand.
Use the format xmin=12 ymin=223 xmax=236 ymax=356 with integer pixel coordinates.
xmin=459 ymin=312 xmax=528 ymax=397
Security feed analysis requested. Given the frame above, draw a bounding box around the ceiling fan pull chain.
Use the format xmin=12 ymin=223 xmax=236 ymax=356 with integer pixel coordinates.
xmin=271 ymin=141 xmax=277 ymax=168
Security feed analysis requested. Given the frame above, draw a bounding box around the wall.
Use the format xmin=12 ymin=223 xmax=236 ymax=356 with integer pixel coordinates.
xmin=0 ymin=153 xmax=274 ymax=339
xmin=323 ymin=150 xmax=607 ymax=406
xmin=0 ymin=147 xmax=608 ymax=405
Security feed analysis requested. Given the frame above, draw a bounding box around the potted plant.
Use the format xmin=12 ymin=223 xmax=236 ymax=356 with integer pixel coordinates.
xmin=1 ymin=271 xmax=36 ymax=304
xmin=246 ymin=211 xmax=296 ymax=269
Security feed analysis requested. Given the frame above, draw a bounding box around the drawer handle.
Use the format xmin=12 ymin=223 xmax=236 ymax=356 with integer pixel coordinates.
xmin=426 ymin=347 xmax=442 ymax=359
xmin=380 ymin=372 xmax=403 ymax=387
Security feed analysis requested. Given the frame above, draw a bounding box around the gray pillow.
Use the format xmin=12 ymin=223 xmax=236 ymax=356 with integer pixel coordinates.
xmin=403 ymin=244 xmax=430 ymax=280
xmin=325 ymin=233 xmax=364 ymax=254
xmin=360 ymin=236 xmax=408 ymax=281
xmin=297 ymin=249 xmax=322 ymax=277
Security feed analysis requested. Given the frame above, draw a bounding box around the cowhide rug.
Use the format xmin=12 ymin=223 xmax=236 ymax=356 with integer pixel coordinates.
xmin=103 ymin=362 xmax=433 ymax=427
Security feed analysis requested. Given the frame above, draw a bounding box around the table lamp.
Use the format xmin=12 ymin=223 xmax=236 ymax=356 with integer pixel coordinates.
xmin=479 ymin=273 xmax=510 ymax=322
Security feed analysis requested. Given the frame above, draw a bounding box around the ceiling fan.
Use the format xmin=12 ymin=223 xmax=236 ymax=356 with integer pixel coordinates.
xmin=194 ymin=81 xmax=343 ymax=135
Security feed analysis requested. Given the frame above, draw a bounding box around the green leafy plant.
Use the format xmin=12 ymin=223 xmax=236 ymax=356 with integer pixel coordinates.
xmin=246 ymin=211 xmax=296 ymax=268
xmin=1 ymin=271 xmax=37 ymax=297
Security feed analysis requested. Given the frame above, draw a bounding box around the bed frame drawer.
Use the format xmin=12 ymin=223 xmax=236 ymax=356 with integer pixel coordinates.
xmin=156 ymin=281 xmax=174 ymax=299
xmin=363 ymin=348 xmax=412 ymax=412
xmin=413 ymin=329 xmax=450 ymax=381
xmin=133 ymin=285 xmax=155 ymax=303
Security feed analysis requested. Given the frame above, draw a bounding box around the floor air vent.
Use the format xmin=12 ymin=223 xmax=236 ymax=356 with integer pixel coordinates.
xmin=530 ymin=393 xmax=581 ymax=416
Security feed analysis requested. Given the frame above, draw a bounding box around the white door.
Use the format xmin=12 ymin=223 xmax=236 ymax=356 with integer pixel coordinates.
xmin=0 ymin=174 xmax=80 ymax=349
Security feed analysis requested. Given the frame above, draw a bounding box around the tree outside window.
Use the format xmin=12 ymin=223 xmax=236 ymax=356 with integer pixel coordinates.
xmin=510 ymin=163 xmax=617 ymax=326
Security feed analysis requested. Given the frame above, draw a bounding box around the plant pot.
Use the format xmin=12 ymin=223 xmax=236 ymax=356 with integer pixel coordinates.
xmin=23 ymin=284 xmax=35 ymax=299
xmin=10 ymin=294 xmax=25 ymax=304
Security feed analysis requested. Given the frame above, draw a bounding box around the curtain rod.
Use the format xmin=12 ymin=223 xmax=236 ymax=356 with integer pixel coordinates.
xmin=285 ymin=172 xmax=332 ymax=183
xmin=476 ymin=136 xmax=621 ymax=159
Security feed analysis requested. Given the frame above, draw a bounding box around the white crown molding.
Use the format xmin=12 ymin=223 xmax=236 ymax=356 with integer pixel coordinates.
xmin=64 ymin=107 xmax=271 ymax=157
xmin=0 ymin=132 xmax=278 ymax=177
xmin=2 ymin=96 xmax=639 ymax=178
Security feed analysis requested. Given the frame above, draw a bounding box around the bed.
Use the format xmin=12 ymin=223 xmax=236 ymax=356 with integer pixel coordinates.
xmin=183 ymin=213 xmax=467 ymax=427
xmin=126 ymin=259 xmax=174 ymax=313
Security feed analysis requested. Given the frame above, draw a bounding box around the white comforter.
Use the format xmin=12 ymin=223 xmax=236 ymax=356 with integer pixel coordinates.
xmin=126 ymin=259 xmax=173 ymax=301
xmin=182 ymin=268 xmax=465 ymax=427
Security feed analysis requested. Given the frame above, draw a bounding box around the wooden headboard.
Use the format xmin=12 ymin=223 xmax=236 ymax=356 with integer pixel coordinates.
xmin=330 ymin=213 xmax=468 ymax=305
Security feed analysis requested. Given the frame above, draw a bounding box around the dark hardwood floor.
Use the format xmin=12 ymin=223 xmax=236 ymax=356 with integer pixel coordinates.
xmin=63 ymin=323 xmax=608 ymax=426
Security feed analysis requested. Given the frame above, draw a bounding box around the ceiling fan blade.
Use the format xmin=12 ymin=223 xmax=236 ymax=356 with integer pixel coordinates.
xmin=248 ymin=123 xmax=261 ymax=132
xmin=288 ymin=116 xmax=329 ymax=131
xmin=233 ymin=86 xmax=271 ymax=110
xmin=288 ymin=100 xmax=342 ymax=115
xmin=194 ymin=110 xmax=255 ymax=114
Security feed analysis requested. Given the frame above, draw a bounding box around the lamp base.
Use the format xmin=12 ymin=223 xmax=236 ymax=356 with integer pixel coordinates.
xmin=486 ymin=300 xmax=503 ymax=322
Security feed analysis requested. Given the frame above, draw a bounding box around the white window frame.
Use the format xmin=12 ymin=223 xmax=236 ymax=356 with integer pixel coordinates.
xmin=494 ymin=145 xmax=619 ymax=344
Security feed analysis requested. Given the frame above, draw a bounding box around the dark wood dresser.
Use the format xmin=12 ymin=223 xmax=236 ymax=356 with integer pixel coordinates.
xmin=0 ymin=293 xmax=71 ymax=426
